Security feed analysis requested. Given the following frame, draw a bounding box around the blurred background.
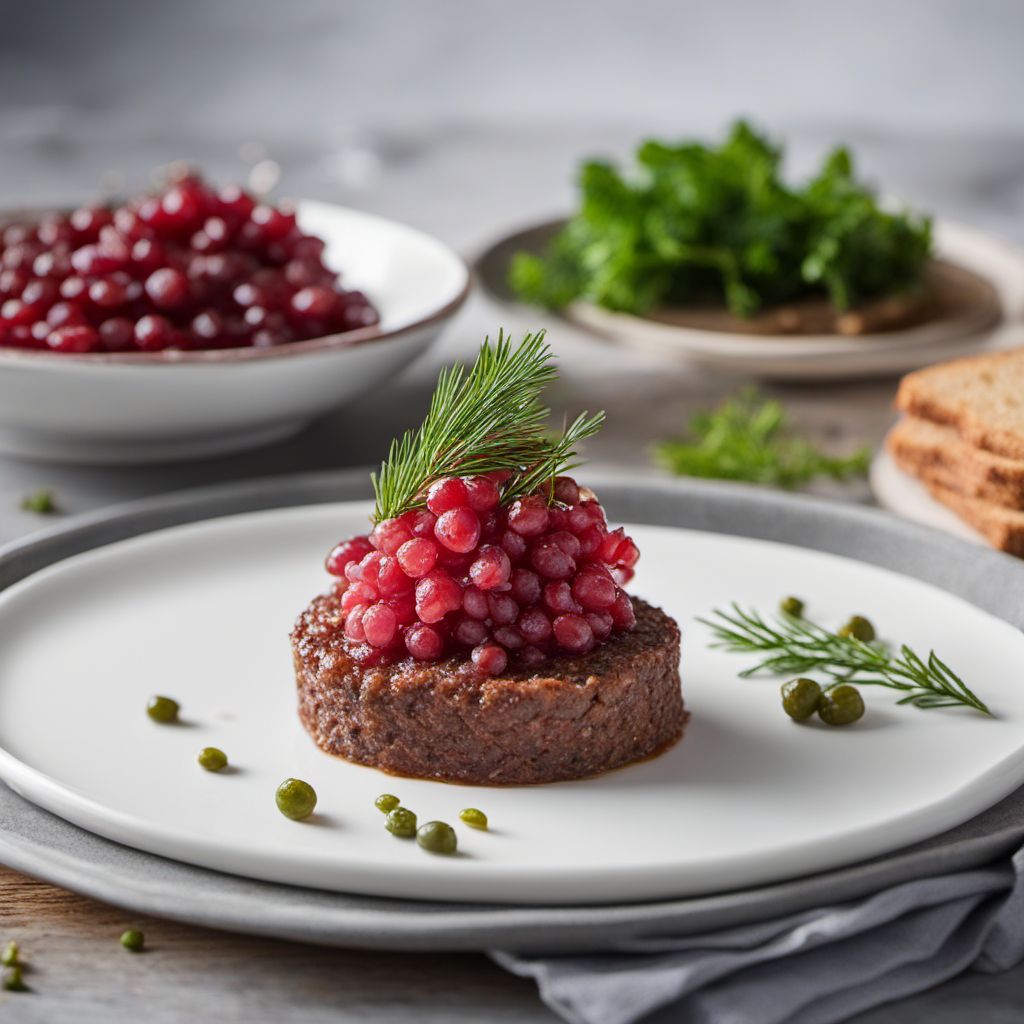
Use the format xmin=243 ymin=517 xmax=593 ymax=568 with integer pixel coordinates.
xmin=1 ymin=0 xmax=1023 ymax=534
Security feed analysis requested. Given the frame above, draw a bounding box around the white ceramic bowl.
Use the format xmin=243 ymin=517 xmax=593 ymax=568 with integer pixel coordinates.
xmin=0 ymin=200 xmax=470 ymax=464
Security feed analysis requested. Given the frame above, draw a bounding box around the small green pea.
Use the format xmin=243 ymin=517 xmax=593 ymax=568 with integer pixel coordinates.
xmin=2 ymin=965 xmax=26 ymax=992
xmin=818 ymin=684 xmax=865 ymax=726
xmin=146 ymin=695 xmax=179 ymax=724
xmin=120 ymin=928 xmax=145 ymax=952
xmin=21 ymin=488 xmax=56 ymax=515
xmin=780 ymin=596 xmax=805 ymax=618
xmin=385 ymin=807 xmax=417 ymax=838
xmin=838 ymin=615 xmax=876 ymax=643
xmin=781 ymin=678 xmax=822 ymax=721
xmin=417 ymin=821 xmax=457 ymax=855
xmin=459 ymin=808 xmax=488 ymax=830
xmin=198 ymin=747 xmax=228 ymax=772
xmin=1 ymin=941 xmax=18 ymax=967
xmin=275 ymin=778 xmax=317 ymax=821
xmin=375 ymin=794 xmax=400 ymax=814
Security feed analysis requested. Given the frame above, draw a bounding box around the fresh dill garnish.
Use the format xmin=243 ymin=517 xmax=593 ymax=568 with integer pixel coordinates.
xmin=701 ymin=603 xmax=991 ymax=715
xmin=510 ymin=120 xmax=931 ymax=317
xmin=371 ymin=330 xmax=604 ymax=522
xmin=20 ymin=489 xmax=57 ymax=514
xmin=653 ymin=389 xmax=869 ymax=488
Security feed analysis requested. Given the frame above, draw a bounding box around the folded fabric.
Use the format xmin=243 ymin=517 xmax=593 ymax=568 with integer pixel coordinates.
xmin=493 ymin=844 xmax=1024 ymax=1024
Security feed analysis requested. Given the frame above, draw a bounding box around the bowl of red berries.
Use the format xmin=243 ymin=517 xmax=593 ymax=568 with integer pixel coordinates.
xmin=0 ymin=171 xmax=469 ymax=463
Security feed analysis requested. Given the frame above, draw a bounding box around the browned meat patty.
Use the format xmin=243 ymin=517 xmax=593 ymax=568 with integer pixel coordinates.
xmin=291 ymin=591 xmax=686 ymax=785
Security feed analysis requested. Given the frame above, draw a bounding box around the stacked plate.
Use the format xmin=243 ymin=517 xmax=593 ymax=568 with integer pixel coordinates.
xmin=1 ymin=472 xmax=1023 ymax=950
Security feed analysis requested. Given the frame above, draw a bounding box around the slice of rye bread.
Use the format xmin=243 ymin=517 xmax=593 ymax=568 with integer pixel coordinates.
xmin=923 ymin=478 xmax=1024 ymax=556
xmin=896 ymin=347 xmax=1024 ymax=460
xmin=887 ymin=416 xmax=1024 ymax=510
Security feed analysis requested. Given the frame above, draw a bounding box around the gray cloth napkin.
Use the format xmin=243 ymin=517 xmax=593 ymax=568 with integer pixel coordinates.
xmin=493 ymin=843 xmax=1024 ymax=1024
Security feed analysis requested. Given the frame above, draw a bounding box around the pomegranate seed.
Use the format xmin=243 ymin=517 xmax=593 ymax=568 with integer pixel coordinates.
xmin=552 ymin=476 xmax=580 ymax=505
xmin=191 ymin=310 xmax=224 ymax=345
xmin=396 ymin=537 xmax=438 ymax=578
xmin=578 ymin=526 xmax=604 ymax=558
xmin=251 ymin=205 xmax=295 ymax=241
xmin=462 ymin=586 xmax=490 ymax=621
xmin=469 ymin=546 xmax=511 ymax=590
xmin=46 ymin=302 xmax=87 ymax=329
xmin=386 ymin=593 xmax=417 ymax=625
xmin=472 ymin=644 xmax=508 ymax=676
xmin=405 ymin=623 xmax=444 ymax=660
xmin=500 ymin=529 xmax=528 ymax=560
xmin=88 ymin=278 xmax=127 ymax=308
xmin=59 ymin=276 xmax=88 ymax=301
xmin=354 ymin=551 xmax=384 ymax=586
xmin=488 ymin=592 xmax=519 ymax=625
xmin=326 ymin=537 xmax=375 ymax=576
xmin=46 ymin=325 xmax=100 ymax=353
xmin=454 ymin=616 xmax=489 ymax=647
xmin=98 ymin=317 xmax=135 ymax=351
xmin=510 ymin=568 xmax=543 ymax=605
xmin=530 ymin=539 xmax=575 ymax=579
xmin=493 ymin=626 xmax=525 ymax=650
xmin=434 ymin=507 xmax=480 ymax=553
xmin=70 ymin=206 xmax=112 ymax=239
xmin=599 ymin=528 xmax=626 ymax=563
xmin=519 ymin=645 xmax=547 ymax=668
xmin=617 ymin=539 xmax=640 ymax=568
xmin=218 ymin=184 xmax=255 ymax=220
xmin=1 ymin=299 xmax=34 ymax=325
xmin=544 ymin=581 xmax=581 ymax=615
xmin=572 ymin=570 xmax=617 ymax=610
xmin=549 ymin=530 xmax=582 ymax=559
xmin=372 ymin=517 xmax=414 ymax=555
xmin=407 ymin=509 xmax=437 ymax=537
xmin=586 ymin=611 xmax=614 ymax=641
xmin=507 ymin=495 xmax=549 ymax=537
xmin=134 ymin=314 xmax=175 ymax=351
xmin=426 ymin=477 xmax=469 ymax=515
xmin=376 ymin=556 xmax=412 ymax=597
xmin=518 ymin=607 xmax=552 ymax=644
xmin=463 ymin=476 xmax=501 ymax=513
xmin=344 ymin=604 xmax=369 ymax=642
xmin=145 ymin=267 xmax=190 ymax=309
xmin=609 ymin=592 xmax=636 ymax=629
xmin=290 ymin=285 xmax=337 ymax=320
xmin=553 ymin=613 xmax=594 ymax=653
xmin=362 ymin=603 xmax=398 ymax=648
xmin=415 ymin=570 xmax=462 ymax=624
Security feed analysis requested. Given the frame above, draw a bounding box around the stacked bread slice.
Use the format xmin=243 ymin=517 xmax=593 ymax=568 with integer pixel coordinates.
xmin=887 ymin=349 xmax=1024 ymax=556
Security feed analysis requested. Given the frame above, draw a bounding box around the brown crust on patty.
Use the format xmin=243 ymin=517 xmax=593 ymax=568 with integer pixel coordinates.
xmin=291 ymin=592 xmax=686 ymax=785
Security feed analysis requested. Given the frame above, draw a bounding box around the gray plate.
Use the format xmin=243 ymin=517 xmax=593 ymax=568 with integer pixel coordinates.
xmin=2 ymin=470 xmax=1023 ymax=953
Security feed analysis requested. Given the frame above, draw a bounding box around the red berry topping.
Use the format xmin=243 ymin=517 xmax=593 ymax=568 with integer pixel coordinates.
xmin=0 ymin=173 xmax=377 ymax=355
xmin=320 ymin=475 xmax=639 ymax=674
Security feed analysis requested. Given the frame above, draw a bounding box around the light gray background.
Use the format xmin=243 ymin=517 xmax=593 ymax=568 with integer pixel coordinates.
xmin=2 ymin=2 xmax=1024 ymax=1020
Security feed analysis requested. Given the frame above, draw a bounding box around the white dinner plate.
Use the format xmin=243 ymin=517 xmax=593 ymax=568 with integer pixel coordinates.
xmin=476 ymin=217 xmax=1024 ymax=380
xmin=0 ymin=501 xmax=1022 ymax=906
xmin=870 ymin=448 xmax=988 ymax=546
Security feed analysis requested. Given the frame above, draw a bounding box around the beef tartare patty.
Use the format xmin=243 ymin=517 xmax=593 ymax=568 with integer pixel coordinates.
xmin=291 ymin=591 xmax=686 ymax=785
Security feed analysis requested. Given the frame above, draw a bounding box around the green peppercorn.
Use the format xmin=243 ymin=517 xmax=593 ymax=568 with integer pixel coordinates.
xmin=781 ymin=678 xmax=823 ymax=721
xmin=417 ymin=821 xmax=457 ymax=855
xmin=146 ymin=695 xmax=179 ymax=724
xmin=0 ymin=941 xmax=18 ymax=967
xmin=2 ymin=965 xmax=26 ymax=991
xmin=838 ymin=615 xmax=876 ymax=642
xmin=375 ymin=794 xmax=400 ymax=814
xmin=275 ymin=778 xmax=317 ymax=821
xmin=780 ymin=596 xmax=805 ymax=618
xmin=197 ymin=747 xmax=228 ymax=772
xmin=120 ymin=928 xmax=145 ymax=952
xmin=385 ymin=807 xmax=417 ymax=838
xmin=818 ymin=684 xmax=866 ymax=726
xmin=459 ymin=808 xmax=488 ymax=830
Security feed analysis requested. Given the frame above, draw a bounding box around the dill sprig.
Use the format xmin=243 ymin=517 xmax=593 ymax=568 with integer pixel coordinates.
xmin=700 ymin=603 xmax=991 ymax=715
xmin=371 ymin=330 xmax=604 ymax=522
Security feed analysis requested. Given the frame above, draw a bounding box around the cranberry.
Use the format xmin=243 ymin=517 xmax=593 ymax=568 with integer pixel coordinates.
xmin=46 ymin=325 xmax=100 ymax=353
xmin=434 ymin=507 xmax=480 ymax=554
